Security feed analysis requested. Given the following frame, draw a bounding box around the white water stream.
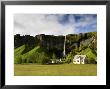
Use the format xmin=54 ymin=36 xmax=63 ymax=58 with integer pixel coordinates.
xmin=63 ymin=35 xmax=66 ymax=57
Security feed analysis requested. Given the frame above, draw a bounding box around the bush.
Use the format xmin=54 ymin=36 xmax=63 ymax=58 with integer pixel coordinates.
xmin=15 ymin=51 xmax=50 ymax=64
xmin=65 ymin=52 xmax=73 ymax=63
xmin=87 ymin=58 xmax=96 ymax=64
xmin=14 ymin=55 xmax=22 ymax=64
xmin=26 ymin=53 xmax=38 ymax=63
xmin=24 ymin=52 xmax=50 ymax=64
xmin=52 ymin=53 xmax=56 ymax=59
xmin=22 ymin=58 xmax=27 ymax=63
xmin=38 ymin=52 xmax=50 ymax=64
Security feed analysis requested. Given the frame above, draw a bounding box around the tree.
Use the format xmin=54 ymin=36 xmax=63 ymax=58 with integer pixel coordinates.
xmin=39 ymin=52 xmax=50 ymax=64
xmin=51 ymin=53 xmax=57 ymax=63
xmin=52 ymin=53 xmax=56 ymax=59
xmin=14 ymin=55 xmax=22 ymax=64
xmin=65 ymin=51 xmax=73 ymax=63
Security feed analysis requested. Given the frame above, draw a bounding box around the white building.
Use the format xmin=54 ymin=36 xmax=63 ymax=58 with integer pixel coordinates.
xmin=51 ymin=59 xmax=62 ymax=64
xmin=73 ymin=55 xmax=87 ymax=64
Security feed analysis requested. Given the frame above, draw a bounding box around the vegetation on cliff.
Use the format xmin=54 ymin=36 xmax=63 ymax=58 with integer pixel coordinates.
xmin=14 ymin=31 xmax=97 ymax=64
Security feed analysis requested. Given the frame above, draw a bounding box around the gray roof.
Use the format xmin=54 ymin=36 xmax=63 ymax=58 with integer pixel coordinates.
xmin=74 ymin=55 xmax=86 ymax=60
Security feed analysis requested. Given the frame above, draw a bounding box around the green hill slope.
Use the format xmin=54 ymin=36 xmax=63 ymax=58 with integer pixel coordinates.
xmin=14 ymin=45 xmax=25 ymax=64
xmin=14 ymin=45 xmax=50 ymax=64
xmin=21 ymin=46 xmax=40 ymax=62
xmin=14 ymin=45 xmax=25 ymax=55
xmin=78 ymin=48 xmax=96 ymax=62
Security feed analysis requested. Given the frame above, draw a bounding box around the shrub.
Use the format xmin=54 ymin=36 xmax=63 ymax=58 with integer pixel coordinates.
xmin=26 ymin=52 xmax=38 ymax=63
xmin=23 ymin=52 xmax=50 ymax=64
xmin=14 ymin=55 xmax=22 ymax=64
xmin=52 ymin=53 xmax=56 ymax=59
xmin=22 ymin=58 xmax=27 ymax=63
xmin=38 ymin=52 xmax=50 ymax=64
xmin=87 ymin=58 xmax=96 ymax=64
xmin=65 ymin=52 xmax=73 ymax=63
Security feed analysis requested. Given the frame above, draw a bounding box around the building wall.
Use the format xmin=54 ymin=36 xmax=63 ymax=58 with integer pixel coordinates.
xmin=73 ymin=58 xmax=85 ymax=64
xmin=73 ymin=58 xmax=81 ymax=64
xmin=81 ymin=59 xmax=85 ymax=64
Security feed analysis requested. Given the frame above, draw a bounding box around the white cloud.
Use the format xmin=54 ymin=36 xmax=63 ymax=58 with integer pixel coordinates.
xmin=14 ymin=14 xmax=96 ymax=36
xmin=14 ymin=14 xmax=75 ymax=36
xmin=75 ymin=15 xmax=96 ymax=27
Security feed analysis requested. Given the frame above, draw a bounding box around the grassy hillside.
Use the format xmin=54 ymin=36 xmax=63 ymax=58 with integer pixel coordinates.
xmin=14 ymin=45 xmax=25 ymax=55
xmin=14 ymin=32 xmax=97 ymax=64
xmin=79 ymin=48 xmax=96 ymax=60
xmin=14 ymin=45 xmax=25 ymax=64
xmin=65 ymin=47 xmax=96 ymax=64
xmin=22 ymin=46 xmax=40 ymax=61
xmin=14 ymin=45 xmax=50 ymax=64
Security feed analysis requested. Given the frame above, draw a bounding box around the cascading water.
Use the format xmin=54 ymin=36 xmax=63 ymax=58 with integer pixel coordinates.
xmin=63 ymin=35 xmax=66 ymax=57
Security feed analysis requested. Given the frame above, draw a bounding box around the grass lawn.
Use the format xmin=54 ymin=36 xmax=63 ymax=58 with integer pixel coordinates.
xmin=14 ymin=64 xmax=97 ymax=76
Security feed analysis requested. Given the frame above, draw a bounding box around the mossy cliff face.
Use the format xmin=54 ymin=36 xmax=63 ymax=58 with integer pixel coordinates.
xmin=14 ymin=32 xmax=97 ymax=58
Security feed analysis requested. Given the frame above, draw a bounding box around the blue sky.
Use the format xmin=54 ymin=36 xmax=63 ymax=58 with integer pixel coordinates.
xmin=14 ymin=14 xmax=97 ymax=36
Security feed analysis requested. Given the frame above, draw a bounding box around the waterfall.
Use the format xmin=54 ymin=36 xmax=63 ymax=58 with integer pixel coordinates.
xmin=63 ymin=35 xmax=66 ymax=57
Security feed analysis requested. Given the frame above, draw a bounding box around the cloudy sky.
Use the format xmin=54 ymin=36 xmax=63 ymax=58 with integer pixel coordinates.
xmin=14 ymin=14 xmax=97 ymax=36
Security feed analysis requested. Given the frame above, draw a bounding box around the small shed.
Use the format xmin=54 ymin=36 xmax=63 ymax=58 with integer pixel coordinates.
xmin=73 ymin=55 xmax=87 ymax=64
xmin=51 ymin=59 xmax=62 ymax=64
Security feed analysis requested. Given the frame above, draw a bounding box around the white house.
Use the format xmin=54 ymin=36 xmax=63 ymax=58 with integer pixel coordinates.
xmin=73 ymin=55 xmax=87 ymax=64
xmin=51 ymin=59 xmax=62 ymax=64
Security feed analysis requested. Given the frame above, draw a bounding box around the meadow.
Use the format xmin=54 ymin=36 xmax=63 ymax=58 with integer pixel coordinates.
xmin=14 ymin=64 xmax=97 ymax=76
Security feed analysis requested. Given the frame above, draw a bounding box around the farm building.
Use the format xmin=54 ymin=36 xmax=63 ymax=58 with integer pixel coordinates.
xmin=73 ymin=55 xmax=87 ymax=64
xmin=50 ymin=59 xmax=62 ymax=64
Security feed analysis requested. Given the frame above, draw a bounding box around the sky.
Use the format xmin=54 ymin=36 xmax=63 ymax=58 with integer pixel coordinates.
xmin=14 ymin=14 xmax=97 ymax=36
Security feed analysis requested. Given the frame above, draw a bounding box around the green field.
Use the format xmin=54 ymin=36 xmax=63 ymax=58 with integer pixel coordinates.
xmin=14 ymin=64 xmax=97 ymax=76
